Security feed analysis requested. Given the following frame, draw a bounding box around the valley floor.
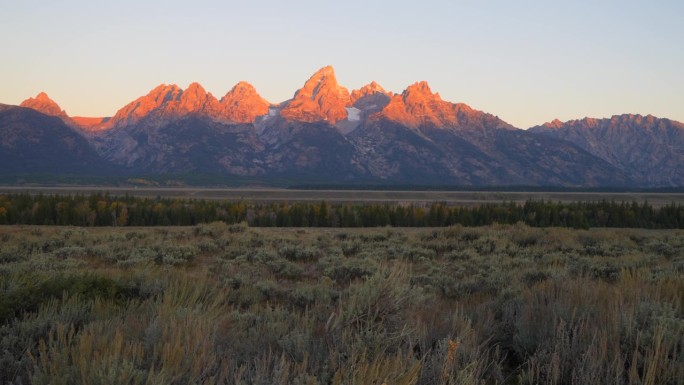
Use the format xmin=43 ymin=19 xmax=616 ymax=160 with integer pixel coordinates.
xmin=1 ymin=224 xmax=683 ymax=384
xmin=1 ymin=186 xmax=683 ymax=206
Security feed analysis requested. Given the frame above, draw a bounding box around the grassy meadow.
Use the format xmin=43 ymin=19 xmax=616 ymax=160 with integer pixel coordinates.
xmin=0 ymin=223 xmax=682 ymax=384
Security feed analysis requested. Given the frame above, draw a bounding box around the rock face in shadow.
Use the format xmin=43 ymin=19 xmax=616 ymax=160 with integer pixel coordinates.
xmin=0 ymin=105 xmax=119 ymax=175
xmin=530 ymin=115 xmax=684 ymax=186
xmin=344 ymin=119 xmax=629 ymax=186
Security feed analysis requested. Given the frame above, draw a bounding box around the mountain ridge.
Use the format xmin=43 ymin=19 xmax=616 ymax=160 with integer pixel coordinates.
xmin=24 ymin=67 xmax=681 ymax=136
xmin=6 ymin=66 xmax=683 ymax=187
xmin=530 ymin=115 xmax=684 ymax=186
xmin=22 ymin=66 xmax=496 ymax=132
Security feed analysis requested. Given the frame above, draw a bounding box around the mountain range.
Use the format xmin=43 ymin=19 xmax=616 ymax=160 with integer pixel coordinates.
xmin=2 ymin=66 xmax=683 ymax=187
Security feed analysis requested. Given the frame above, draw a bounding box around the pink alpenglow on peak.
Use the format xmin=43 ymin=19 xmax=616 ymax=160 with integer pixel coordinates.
xmin=20 ymin=92 xmax=111 ymax=132
xmin=15 ymin=68 xmax=514 ymax=131
xmin=108 ymin=84 xmax=184 ymax=127
xmin=350 ymin=81 xmax=389 ymax=105
xmin=220 ymin=82 xmax=270 ymax=123
xmin=376 ymin=81 xmax=513 ymax=131
xmin=280 ymin=66 xmax=351 ymax=124
xmin=542 ymin=119 xmax=565 ymax=129
xmin=179 ymin=82 xmax=220 ymax=113
xmin=377 ymin=81 xmax=455 ymax=128
xmin=20 ymin=92 xmax=69 ymax=118
xmin=108 ymin=83 xmax=228 ymax=128
xmin=108 ymin=82 xmax=272 ymax=127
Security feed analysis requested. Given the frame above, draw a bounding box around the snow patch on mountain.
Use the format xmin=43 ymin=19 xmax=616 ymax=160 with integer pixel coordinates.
xmin=346 ymin=107 xmax=361 ymax=121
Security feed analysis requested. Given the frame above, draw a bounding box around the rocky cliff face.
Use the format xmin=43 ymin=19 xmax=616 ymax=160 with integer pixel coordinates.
xmin=374 ymin=81 xmax=514 ymax=135
xmin=279 ymin=66 xmax=351 ymax=124
xmin=98 ymin=115 xmax=264 ymax=176
xmin=108 ymin=83 xmax=226 ymax=128
xmin=220 ymin=82 xmax=270 ymax=123
xmin=344 ymin=118 xmax=629 ymax=186
xmin=108 ymin=84 xmax=183 ymax=128
xmin=105 ymin=81 xmax=271 ymax=128
xmin=530 ymin=115 xmax=684 ymax=186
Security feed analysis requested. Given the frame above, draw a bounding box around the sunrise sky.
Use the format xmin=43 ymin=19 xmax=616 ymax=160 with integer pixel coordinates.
xmin=1 ymin=0 xmax=682 ymax=128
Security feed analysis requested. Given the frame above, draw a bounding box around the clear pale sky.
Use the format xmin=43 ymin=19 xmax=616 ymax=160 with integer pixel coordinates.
xmin=1 ymin=0 xmax=682 ymax=128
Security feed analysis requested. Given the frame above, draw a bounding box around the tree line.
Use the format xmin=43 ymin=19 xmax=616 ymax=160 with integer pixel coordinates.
xmin=0 ymin=193 xmax=682 ymax=229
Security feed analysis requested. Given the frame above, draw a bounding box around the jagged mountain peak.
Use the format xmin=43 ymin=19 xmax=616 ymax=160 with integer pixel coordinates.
xmin=541 ymin=118 xmax=565 ymax=129
xmin=405 ymin=80 xmax=432 ymax=93
xmin=297 ymin=65 xmax=346 ymax=98
xmin=373 ymin=81 xmax=514 ymax=132
xmin=349 ymin=81 xmax=391 ymax=115
xmin=220 ymin=81 xmax=270 ymax=123
xmin=310 ymin=65 xmax=336 ymax=78
xmin=351 ymin=81 xmax=388 ymax=103
xmin=280 ymin=66 xmax=351 ymax=124
xmin=148 ymin=83 xmax=183 ymax=99
xmin=109 ymin=83 xmax=217 ymax=127
xmin=367 ymin=80 xmax=384 ymax=90
xmin=223 ymin=81 xmax=261 ymax=100
xmin=402 ymin=81 xmax=443 ymax=101
xmin=20 ymin=92 xmax=68 ymax=118
xmin=376 ymin=82 xmax=452 ymax=128
xmin=184 ymin=82 xmax=207 ymax=96
xmin=151 ymin=83 xmax=181 ymax=91
xmin=536 ymin=114 xmax=684 ymax=133
xmin=608 ymin=114 xmax=662 ymax=127
xmin=34 ymin=92 xmax=52 ymax=101
xmin=19 ymin=92 xmax=112 ymax=131
xmin=180 ymin=82 xmax=218 ymax=111
xmin=109 ymin=85 xmax=175 ymax=127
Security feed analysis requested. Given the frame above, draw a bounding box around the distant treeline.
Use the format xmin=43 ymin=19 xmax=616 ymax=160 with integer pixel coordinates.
xmin=289 ymin=184 xmax=684 ymax=193
xmin=0 ymin=193 xmax=682 ymax=228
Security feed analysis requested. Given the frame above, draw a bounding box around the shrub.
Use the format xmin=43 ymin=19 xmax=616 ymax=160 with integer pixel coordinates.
xmin=0 ymin=249 xmax=25 ymax=264
xmin=51 ymin=246 xmax=87 ymax=259
xmin=278 ymin=245 xmax=320 ymax=263
xmin=522 ymin=270 xmax=552 ymax=286
xmin=400 ymin=246 xmax=437 ymax=262
xmin=228 ymin=222 xmax=248 ymax=233
xmin=0 ymin=273 xmax=140 ymax=323
xmin=589 ymin=263 xmax=620 ymax=282
xmin=341 ymin=241 xmax=361 ymax=257
xmin=154 ymin=245 xmax=198 ymax=265
xmin=474 ymin=238 xmax=496 ymax=255
xmin=321 ymin=256 xmax=377 ymax=282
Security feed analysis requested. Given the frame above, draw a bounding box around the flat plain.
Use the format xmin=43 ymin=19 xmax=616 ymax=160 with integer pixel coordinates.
xmin=1 ymin=186 xmax=683 ymax=207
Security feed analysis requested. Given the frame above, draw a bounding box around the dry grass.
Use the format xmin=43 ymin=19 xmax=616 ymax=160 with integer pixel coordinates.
xmin=0 ymin=224 xmax=682 ymax=384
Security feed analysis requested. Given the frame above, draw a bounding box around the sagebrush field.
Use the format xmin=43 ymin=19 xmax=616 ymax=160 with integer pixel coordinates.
xmin=1 ymin=223 xmax=682 ymax=384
